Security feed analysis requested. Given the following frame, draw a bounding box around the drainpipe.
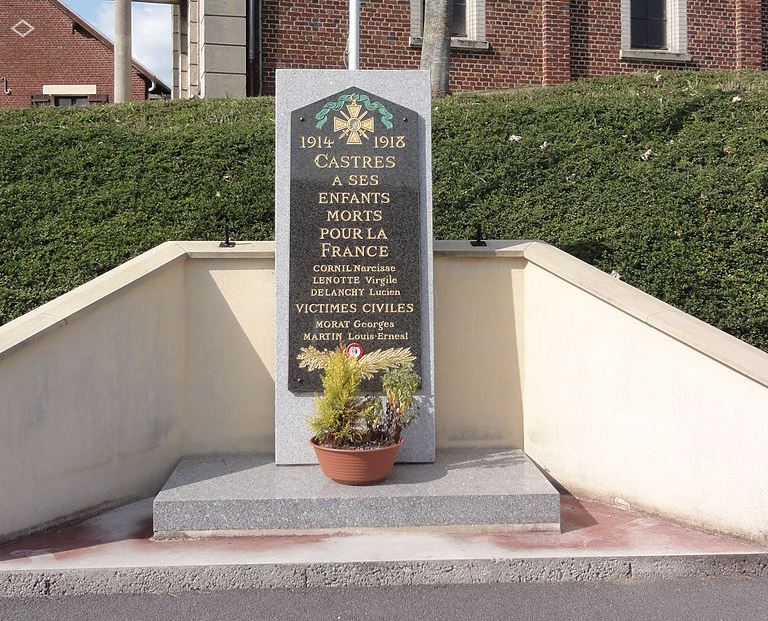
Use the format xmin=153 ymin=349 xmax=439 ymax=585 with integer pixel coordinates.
xmin=114 ymin=0 xmax=132 ymax=103
xmin=246 ymin=0 xmax=255 ymax=95
xmin=258 ymin=0 xmax=263 ymax=95
xmin=247 ymin=0 xmax=263 ymax=96
xmin=348 ymin=0 xmax=359 ymax=70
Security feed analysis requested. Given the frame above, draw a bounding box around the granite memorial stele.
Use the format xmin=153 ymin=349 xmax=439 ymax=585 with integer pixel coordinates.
xmin=275 ymin=69 xmax=435 ymax=465
xmin=152 ymin=70 xmax=561 ymax=536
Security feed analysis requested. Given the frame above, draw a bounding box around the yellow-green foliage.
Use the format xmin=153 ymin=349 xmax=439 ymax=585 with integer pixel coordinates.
xmin=307 ymin=348 xmax=421 ymax=447
xmin=309 ymin=346 xmax=371 ymax=446
xmin=382 ymin=363 xmax=420 ymax=419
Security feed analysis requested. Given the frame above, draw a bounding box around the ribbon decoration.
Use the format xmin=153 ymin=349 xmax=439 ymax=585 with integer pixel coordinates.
xmin=315 ymin=93 xmax=394 ymax=130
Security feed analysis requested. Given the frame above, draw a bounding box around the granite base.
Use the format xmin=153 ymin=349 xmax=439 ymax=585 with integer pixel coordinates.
xmin=153 ymin=449 xmax=560 ymax=536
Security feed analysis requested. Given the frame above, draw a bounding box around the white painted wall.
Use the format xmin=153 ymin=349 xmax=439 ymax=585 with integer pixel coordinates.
xmin=1 ymin=240 xmax=767 ymax=543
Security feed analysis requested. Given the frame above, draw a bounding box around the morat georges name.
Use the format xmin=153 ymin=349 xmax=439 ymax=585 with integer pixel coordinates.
xmin=288 ymin=88 xmax=422 ymax=391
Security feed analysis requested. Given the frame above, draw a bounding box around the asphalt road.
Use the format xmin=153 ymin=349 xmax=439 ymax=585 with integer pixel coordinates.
xmin=2 ymin=577 xmax=767 ymax=621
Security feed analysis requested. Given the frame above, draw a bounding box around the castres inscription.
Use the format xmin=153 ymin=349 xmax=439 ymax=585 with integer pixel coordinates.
xmin=288 ymin=88 xmax=422 ymax=391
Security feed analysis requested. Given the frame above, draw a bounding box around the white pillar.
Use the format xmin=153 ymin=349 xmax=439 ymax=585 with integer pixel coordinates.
xmin=348 ymin=0 xmax=359 ymax=70
xmin=114 ymin=0 xmax=132 ymax=103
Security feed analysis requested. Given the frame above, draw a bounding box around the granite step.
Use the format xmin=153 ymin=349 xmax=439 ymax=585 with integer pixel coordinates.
xmin=153 ymin=448 xmax=560 ymax=537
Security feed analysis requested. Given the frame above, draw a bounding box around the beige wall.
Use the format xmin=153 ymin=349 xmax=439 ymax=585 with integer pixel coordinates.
xmin=2 ymin=240 xmax=767 ymax=543
xmin=182 ymin=250 xmax=526 ymax=455
xmin=522 ymin=260 xmax=768 ymax=542
xmin=183 ymin=257 xmax=276 ymax=454
xmin=433 ymin=255 xmax=525 ymax=448
xmin=0 ymin=256 xmax=186 ymax=540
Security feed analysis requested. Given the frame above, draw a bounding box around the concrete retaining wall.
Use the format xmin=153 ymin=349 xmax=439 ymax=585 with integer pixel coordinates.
xmin=0 ymin=246 xmax=187 ymax=540
xmin=183 ymin=256 xmax=276 ymax=455
xmin=521 ymin=243 xmax=768 ymax=543
xmin=1 ymin=240 xmax=766 ymax=543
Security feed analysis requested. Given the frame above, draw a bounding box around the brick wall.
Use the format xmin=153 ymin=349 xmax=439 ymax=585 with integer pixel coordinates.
xmin=0 ymin=0 xmax=148 ymax=109
xmin=261 ymin=0 xmax=542 ymax=95
xmin=542 ymin=0 xmax=571 ymax=85
xmin=735 ymin=0 xmax=762 ymax=70
xmin=687 ymin=0 xmax=737 ymax=69
xmin=259 ymin=0 xmax=764 ymax=96
xmin=570 ymin=0 xmax=741 ymax=77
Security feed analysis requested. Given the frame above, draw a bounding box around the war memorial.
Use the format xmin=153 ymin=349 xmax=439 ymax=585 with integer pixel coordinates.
xmin=152 ymin=69 xmax=561 ymax=535
xmin=0 ymin=1 xmax=767 ymax=604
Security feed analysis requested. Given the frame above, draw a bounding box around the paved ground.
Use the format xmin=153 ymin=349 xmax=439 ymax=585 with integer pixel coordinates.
xmin=2 ymin=577 xmax=767 ymax=620
xmin=1 ymin=496 xmax=762 ymax=571
xmin=1 ymin=495 xmax=765 ymax=597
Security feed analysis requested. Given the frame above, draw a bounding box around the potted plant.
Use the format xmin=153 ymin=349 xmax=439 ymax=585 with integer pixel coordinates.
xmin=297 ymin=344 xmax=421 ymax=485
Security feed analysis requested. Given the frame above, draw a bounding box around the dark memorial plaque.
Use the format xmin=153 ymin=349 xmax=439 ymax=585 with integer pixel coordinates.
xmin=288 ymin=88 xmax=421 ymax=391
xmin=275 ymin=70 xmax=434 ymax=464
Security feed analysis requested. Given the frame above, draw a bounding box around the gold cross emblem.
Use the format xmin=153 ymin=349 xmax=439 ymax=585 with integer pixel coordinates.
xmin=333 ymin=95 xmax=375 ymax=145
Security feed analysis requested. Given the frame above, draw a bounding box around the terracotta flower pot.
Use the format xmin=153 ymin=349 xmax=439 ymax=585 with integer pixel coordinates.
xmin=310 ymin=438 xmax=403 ymax=485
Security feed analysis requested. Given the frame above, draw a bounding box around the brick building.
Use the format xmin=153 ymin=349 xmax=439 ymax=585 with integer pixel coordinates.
xmin=0 ymin=0 xmax=169 ymax=109
xmin=173 ymin=0 xmax=767 ymax=99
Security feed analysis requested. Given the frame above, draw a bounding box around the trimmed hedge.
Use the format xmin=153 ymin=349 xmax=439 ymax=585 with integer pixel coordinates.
xmin=1 ymin=71 xmax=767 ymax=351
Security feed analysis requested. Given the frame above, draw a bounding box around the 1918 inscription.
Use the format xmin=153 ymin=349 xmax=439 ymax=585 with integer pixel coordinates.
xmin=288 ymin=88 xmax=421 ymax=391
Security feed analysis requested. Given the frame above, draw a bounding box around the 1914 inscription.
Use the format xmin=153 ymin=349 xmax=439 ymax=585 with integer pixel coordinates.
xmin=288 ymin=88 xmax=421 ymax=391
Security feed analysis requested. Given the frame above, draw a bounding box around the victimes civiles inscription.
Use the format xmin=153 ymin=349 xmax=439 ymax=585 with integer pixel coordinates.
xmin=288 ymin=88 xmax=422 ymax=391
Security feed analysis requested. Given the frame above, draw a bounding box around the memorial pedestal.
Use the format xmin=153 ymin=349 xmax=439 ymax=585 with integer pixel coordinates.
xmin=275 ymin=70 xmax=436 ymax=464
xmin=152 ymin=449 xmax=560 ymax=537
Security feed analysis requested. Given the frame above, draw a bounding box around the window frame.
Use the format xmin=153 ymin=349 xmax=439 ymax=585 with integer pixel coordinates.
xmin=620 ymin=0 xmax=691 ymax=62
xmin=409 ymin=0 xmax=489 ymax=51
xmin=630 ymin=0 xmax=667 ymax=50
xmin=54 ymin=96 xmax=90 ymax=107
xmin=30 ymin=94 xmax=52 ymax=107
xmin=449 ymin=0 xmax=468 ymax=38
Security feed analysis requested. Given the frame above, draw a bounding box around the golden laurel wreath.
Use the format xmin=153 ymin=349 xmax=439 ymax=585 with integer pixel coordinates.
xmin=297 ymin=346 xmax=414 ymax=379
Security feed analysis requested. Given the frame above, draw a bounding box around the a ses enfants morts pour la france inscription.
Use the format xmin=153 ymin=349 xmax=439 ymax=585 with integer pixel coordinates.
xmin=289 ymin=88 xmax=421 ymax=392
